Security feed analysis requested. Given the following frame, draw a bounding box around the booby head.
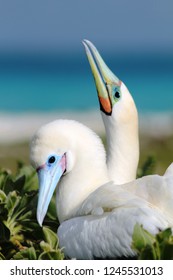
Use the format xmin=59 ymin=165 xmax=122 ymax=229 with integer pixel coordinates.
xmin=83 ymin=39 xmax=138 ymax=123
xmin=30 ymin=119 xmax=108 ymax=225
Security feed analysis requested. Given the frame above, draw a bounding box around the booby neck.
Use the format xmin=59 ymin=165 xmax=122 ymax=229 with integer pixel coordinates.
xmin=83 ymin=40 xmax=139 ymax=184
xmin=103 ymin=83 xmax=139 ymax=184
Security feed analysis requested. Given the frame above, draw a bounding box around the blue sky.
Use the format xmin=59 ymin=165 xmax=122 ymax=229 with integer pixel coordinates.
xmin=0 ymin=0 xmax=173 ymax=54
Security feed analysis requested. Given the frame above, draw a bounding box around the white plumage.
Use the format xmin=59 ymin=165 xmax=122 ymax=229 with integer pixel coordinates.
xmin=83 ymin=40 xmax=139 ymax=184
xmin=30 ymin=119 xmax=173 ymax=259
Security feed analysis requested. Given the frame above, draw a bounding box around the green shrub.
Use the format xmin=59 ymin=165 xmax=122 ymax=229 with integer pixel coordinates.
xmin=132 ymin=224 xmax=173 ymax=260
xmin=0 ymin=163 xmax=64 ymax=260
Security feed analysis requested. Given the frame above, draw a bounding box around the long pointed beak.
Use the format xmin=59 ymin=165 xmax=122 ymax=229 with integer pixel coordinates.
xmin=83 ymin=39 xmax=120 ymax=115
xmin=36 ymin=155 xmax=66 ymax=226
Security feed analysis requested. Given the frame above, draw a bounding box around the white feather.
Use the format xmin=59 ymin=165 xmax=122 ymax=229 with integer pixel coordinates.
xmin=103 ymin=82 xmax=139 ymax=184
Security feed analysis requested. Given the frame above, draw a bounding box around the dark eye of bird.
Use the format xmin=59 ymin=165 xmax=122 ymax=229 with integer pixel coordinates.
xmin=114 ymin=91 xmax=120 ymax=98
xmin=48 ymin=156 xmax=56 ymax=164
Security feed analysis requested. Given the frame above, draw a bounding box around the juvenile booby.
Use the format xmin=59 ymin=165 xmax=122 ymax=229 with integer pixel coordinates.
xmin=83 ymin=40 xmax=139 ymax=184
xmin=30 ymin=119 xmax=173 ymax=259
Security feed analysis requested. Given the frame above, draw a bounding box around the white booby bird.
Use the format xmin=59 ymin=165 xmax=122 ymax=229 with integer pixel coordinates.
xmin=30 ymin=119 xmax=173 ymax=259
xmin=83 ymin=40 xmax=139 ymax=184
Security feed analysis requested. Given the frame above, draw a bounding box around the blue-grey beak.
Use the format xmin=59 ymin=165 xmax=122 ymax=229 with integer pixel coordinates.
xmin=36 ymin=154 xmax=66 ymax=226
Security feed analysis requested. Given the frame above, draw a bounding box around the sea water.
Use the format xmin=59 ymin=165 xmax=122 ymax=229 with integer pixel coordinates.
xmin=0 ymin=52 xmax=173 ymax=143
xmin=0 ymin=52 xmax=172 ymax=113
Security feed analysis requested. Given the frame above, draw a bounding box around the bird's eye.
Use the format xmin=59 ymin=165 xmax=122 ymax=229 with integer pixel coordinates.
xmin=48 ymin=156 xmax=56 ymax=164
xmin=114 ymin=91 xmax=120 ymax=99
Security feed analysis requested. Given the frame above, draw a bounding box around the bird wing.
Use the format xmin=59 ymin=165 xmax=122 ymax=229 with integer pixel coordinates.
xmin=58 ymin=179 xmax=172 ymax=259
xmin=58 ymin=203 xmax=168 ymax=259
xmin=76 ymin=181 xmax=151 ymax=215
xmin=76 ymin=174 xmax=173 ymax=224
xmin=121 ymin=163 xmax=173 ymax=222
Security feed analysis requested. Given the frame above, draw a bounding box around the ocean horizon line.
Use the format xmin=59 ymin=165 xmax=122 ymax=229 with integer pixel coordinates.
xmin=0 ymin=51 xmax=173 ymax=75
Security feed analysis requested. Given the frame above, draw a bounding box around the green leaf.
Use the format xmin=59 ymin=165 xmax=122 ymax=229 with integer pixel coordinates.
xmin=0 ymin=190 xmax=6 ymax=202
xmin=0 ymin=170 xmax=11 ymax=193
xmin=160 ymin=242 xmax=173 ymax=259
xmin=16 ymin=165 xmax=38 ymax=192
xmin=12 ymin=246 xmax=37 ymax=260
xmin=157 ymin=228 xmax=173 ymax=260
xmin=137 ymin=245 xmax=156 ymax=260
xmin=13 ymin=191 xmax=37 ymax=220
xmin=39 ymin=228 xmax=64 ymax=260
xmin=132 ymin=225 xmax=173 ymax=260
xmin=2 ymin=177 xmax=15 ymax=194
xmin=132 ymin=223 xmax=155 ymax=250
xmin=157 ymin=227 xmax=172 ymax=242
xmin=42 ymin=227 xmax=59 ymax=250
xmin=13 ymin=175 xmax=26 ymax=192
xmin=40 ymin=240 xmax=52 ymax=252
xmin=38 ymin=251 xmax=64 ymax=260
xmin=5 ymin=191 xmax=21 ymax=217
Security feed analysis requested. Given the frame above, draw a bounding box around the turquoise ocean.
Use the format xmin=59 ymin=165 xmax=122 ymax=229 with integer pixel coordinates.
xmin=0 ymin=51 xmax=172 ymax=170
xmin=0 ymin=52 xmax=173 ymax=113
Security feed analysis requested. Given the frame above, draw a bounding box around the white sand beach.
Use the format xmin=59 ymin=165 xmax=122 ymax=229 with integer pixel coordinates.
xmin=0 ymin=110 xmax=103 ymax=144
xmin=0 ymin=110 xmax=172 ymax=144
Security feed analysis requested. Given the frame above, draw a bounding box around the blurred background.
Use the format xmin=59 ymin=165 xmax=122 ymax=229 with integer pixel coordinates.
xmin=0 ymin=0 xmax=173 ymax=173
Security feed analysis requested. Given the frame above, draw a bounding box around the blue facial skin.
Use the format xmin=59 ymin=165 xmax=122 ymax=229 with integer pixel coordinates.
xmin=37 ymin=154 xmax=65 ymax=226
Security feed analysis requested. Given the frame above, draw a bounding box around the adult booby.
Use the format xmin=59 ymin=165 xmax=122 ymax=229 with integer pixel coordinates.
xmin=83 ymin=40 xmax=139 ymax=184
xmin=30 ymin=119 xmax=173 ymax=259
